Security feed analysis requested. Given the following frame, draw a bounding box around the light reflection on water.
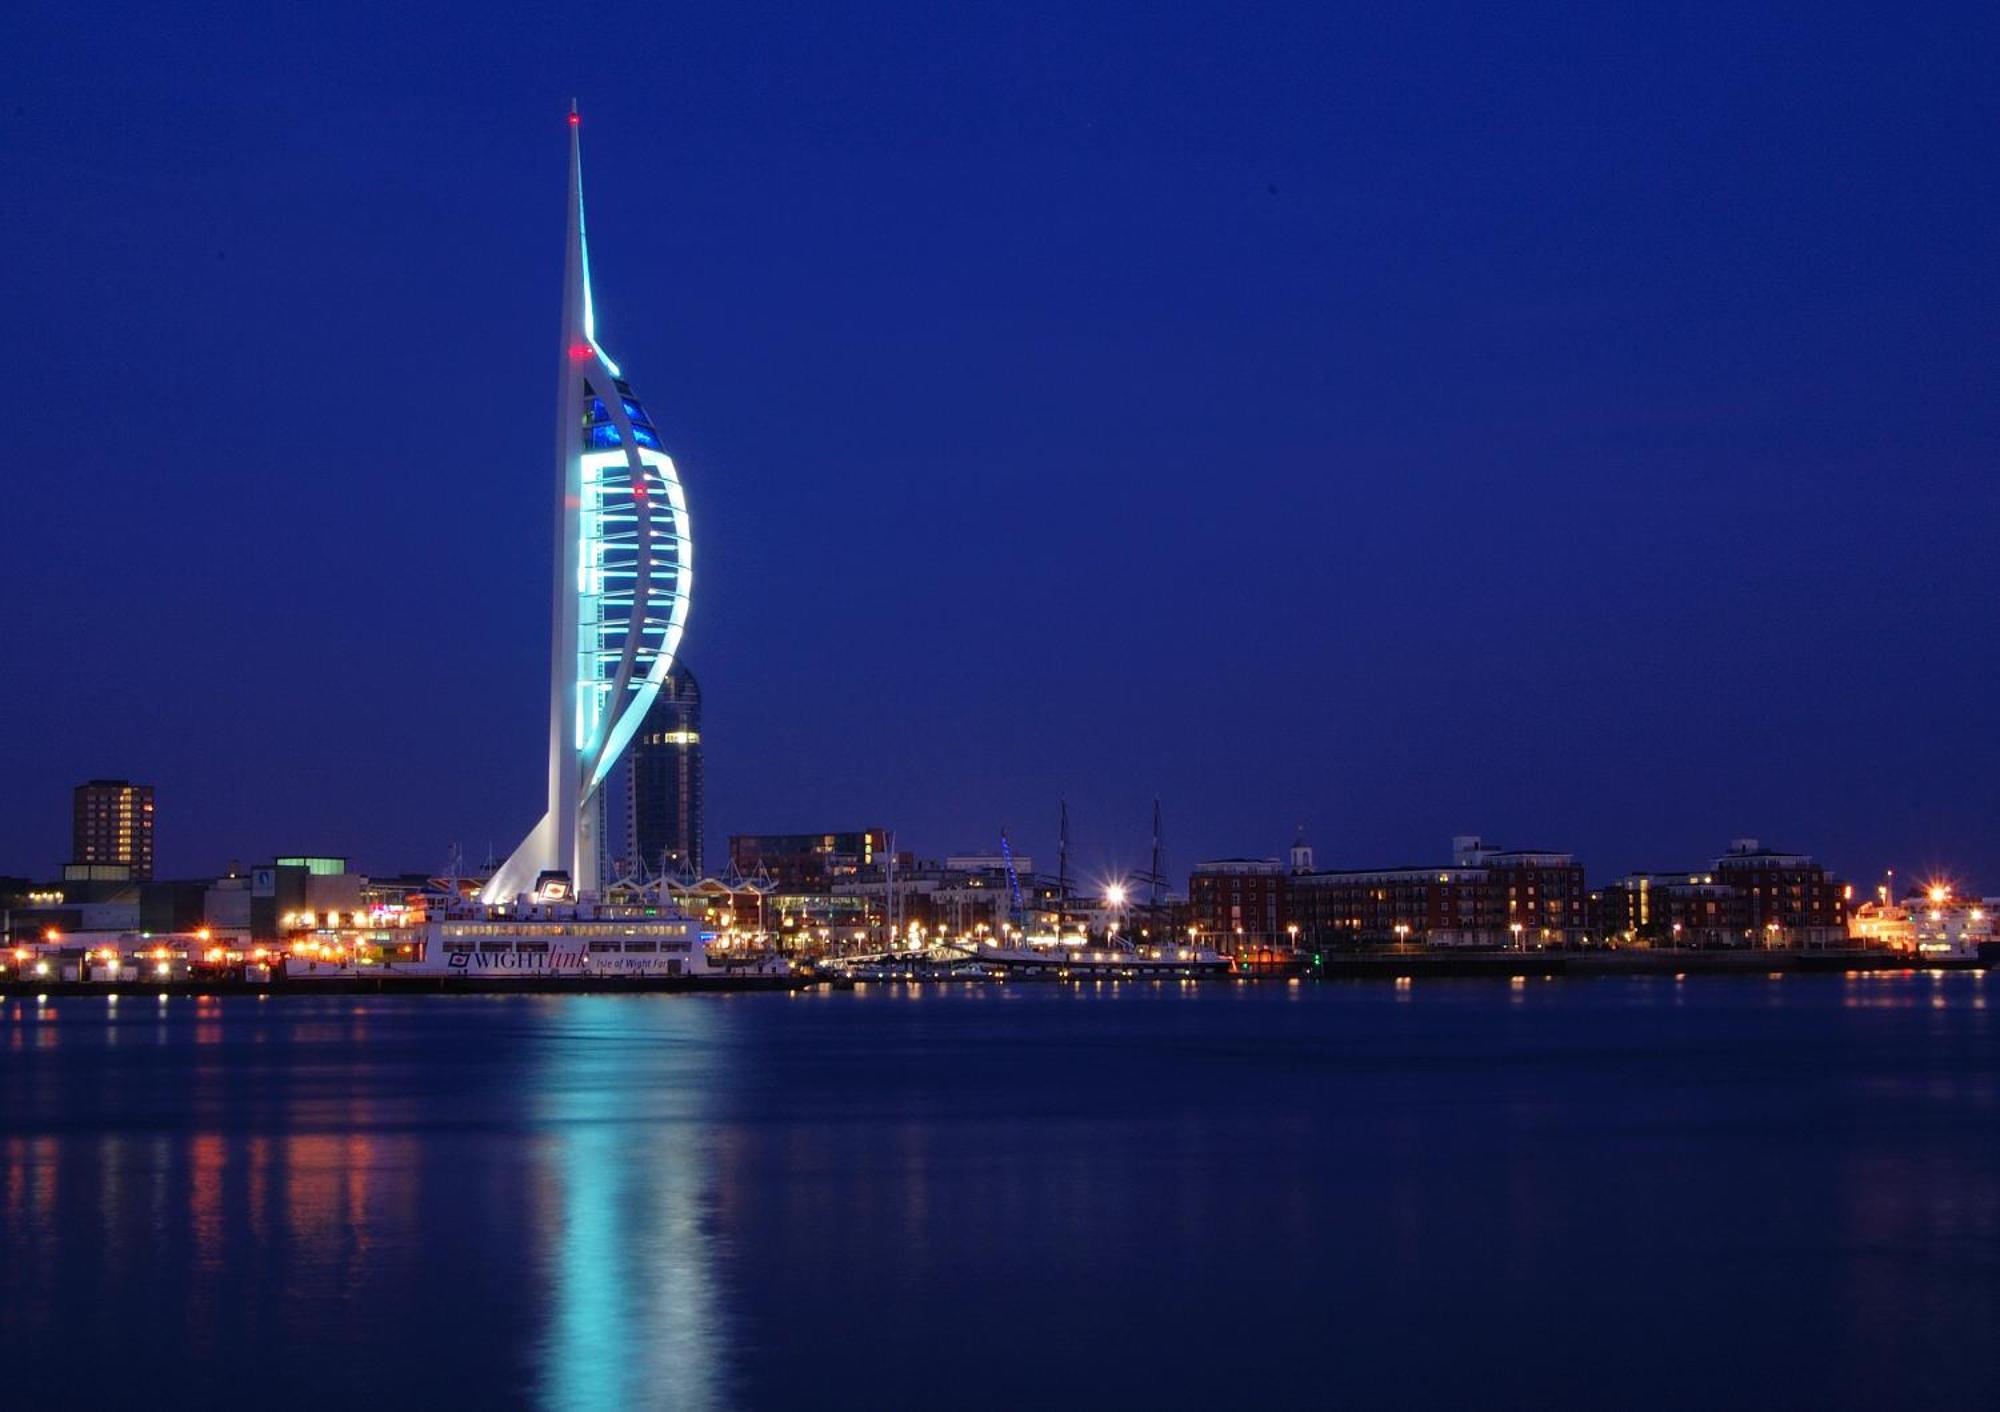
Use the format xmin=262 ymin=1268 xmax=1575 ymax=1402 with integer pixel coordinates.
xmin=0 ymin=994 xmax=740 ymax=1409
xmin=3 ymin=978 xmax=2000 ymax=1409
xmin=532 ymin=997 xmax=726 ymax=1412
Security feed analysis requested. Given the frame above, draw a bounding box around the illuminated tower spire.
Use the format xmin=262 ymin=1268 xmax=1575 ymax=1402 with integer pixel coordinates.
xmin=485 ymin=107 xmax=693 ymax=903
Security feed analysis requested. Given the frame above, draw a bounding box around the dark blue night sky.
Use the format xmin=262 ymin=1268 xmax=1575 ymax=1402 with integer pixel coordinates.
xmin=2 ymin=2 xmax=1993 ymax=888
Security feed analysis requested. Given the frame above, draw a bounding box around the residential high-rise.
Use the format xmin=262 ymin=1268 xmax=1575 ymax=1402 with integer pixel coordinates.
xmin=72 ymin=779 xmax=155 ymax=880
xmin=484 ymin=107 xmax=693 ymax=903
xmin=628 ymin=663 xmax=703 ymax=878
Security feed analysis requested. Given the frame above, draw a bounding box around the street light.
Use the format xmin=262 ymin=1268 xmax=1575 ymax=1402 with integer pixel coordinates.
xmin=1510 ymin=922 xmax=1524 ymax=952
xmin=1393 ymin=924 xmax=1410 ymax=950
xmin=1287 ymin=923 xmax=1300 ymax=951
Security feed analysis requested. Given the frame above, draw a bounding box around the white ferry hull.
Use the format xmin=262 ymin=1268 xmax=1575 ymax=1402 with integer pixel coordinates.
xmin=281 ymin=906 xmax=790 ymax=984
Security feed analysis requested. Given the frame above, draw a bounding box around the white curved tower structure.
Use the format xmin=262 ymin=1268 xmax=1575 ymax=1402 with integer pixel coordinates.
xmin=485 ymin=107 xmax=692 ymax=903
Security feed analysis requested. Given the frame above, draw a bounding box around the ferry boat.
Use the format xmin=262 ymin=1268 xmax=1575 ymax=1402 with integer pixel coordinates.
xmin=282 ymin=888 xmax=788 ymax=985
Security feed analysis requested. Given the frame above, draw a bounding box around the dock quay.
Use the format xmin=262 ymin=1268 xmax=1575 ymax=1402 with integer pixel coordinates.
xmin=1310 ymin=948 xmax=1990 ymax=980
xmin=0 ymin=973 xmax=816 ymax=1000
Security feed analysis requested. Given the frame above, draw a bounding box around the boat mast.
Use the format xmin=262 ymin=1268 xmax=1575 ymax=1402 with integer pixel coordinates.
xmin=1057 ymin=799 xmax=1070 ymax=937
xmin=1149 ymin=799 xmax=1164 ymax=911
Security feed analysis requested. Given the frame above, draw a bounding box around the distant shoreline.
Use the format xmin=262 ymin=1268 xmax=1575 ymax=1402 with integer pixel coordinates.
xmin=0 ymin=950 xmax=1988 ymax=1001
xmin=1305 ymin=949 xmax=1990 ymax=980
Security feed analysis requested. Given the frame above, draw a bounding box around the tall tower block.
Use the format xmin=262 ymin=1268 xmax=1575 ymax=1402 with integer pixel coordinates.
xmin=628 ymin=663 xmax=704 ymax=879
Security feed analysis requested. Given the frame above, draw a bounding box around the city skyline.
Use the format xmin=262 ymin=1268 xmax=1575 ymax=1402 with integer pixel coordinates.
xmin=0 ymin=772 xmax=1958 ymax=909
xmin=2 ymin=2 xmax=1994 ymax=892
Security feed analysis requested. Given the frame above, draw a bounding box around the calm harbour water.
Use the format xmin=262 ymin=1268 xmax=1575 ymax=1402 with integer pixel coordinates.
xmin=4 ymin=975 xmax=1999 ymax=1409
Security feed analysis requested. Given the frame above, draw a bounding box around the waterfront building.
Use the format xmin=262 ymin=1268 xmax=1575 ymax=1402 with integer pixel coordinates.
xmin=761 ymin=891 xmax=871 ymax=950
xmin=655 ymin=874 xmax=779 ymax=936
xmin=1596 ymin=840 xmax=1850 ymax=948
xmin=250 ymin=858 xmax=364 ymax=941
xmin=1595 ymin=871 xmax=1737 ymax=947
xmin=1 ymin=882 xmax=139 ymax=943
xmin=835 ymin=857 xmax=1066 ymax=943
xmin=729 ymin=830 xmax=890 ymax=890
xmin=484 ymin=107 xmax=693 ymax=903
xmin=1284 ymin=835 xmax=1588 ymax=949
xmin=1188 ymin=858 xmax=1287 ymax=951
xmin=945 ymin=852 xmax=1034 ymax=876
xmin=204 ymin=871 xmax=253 ymax=933
xmin=139 ymin=880 xmax=208 ymax=935
xmin=57 ymin=863 xmax=137 ymax=894
xmin=72 ymin=779 xmax=154 ymax=880
xmin=628 ymin=663 xmax=704 ymax=878
xmin=1711 ymin=839 xmax=1849 ymax=947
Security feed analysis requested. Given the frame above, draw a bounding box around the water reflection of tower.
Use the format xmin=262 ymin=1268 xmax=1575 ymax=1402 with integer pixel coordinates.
xmin=535 ymin=997 xmax=727 ymax=1411
xmin=628 ymin=663 xmax=703 ymax=878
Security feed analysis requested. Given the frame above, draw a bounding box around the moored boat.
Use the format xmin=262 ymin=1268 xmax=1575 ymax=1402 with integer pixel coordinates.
xmin=281 ymin=894 xmax=788 ymax=983
xmin=973 ymin=936 xmax=1231 ymax=979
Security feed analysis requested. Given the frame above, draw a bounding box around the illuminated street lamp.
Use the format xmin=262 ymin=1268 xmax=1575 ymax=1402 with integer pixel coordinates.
xmin=1287 ymin=923 xmax=1300 ymax=951
xmin=1510 ymin=922 xmax=1524 ymax=952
